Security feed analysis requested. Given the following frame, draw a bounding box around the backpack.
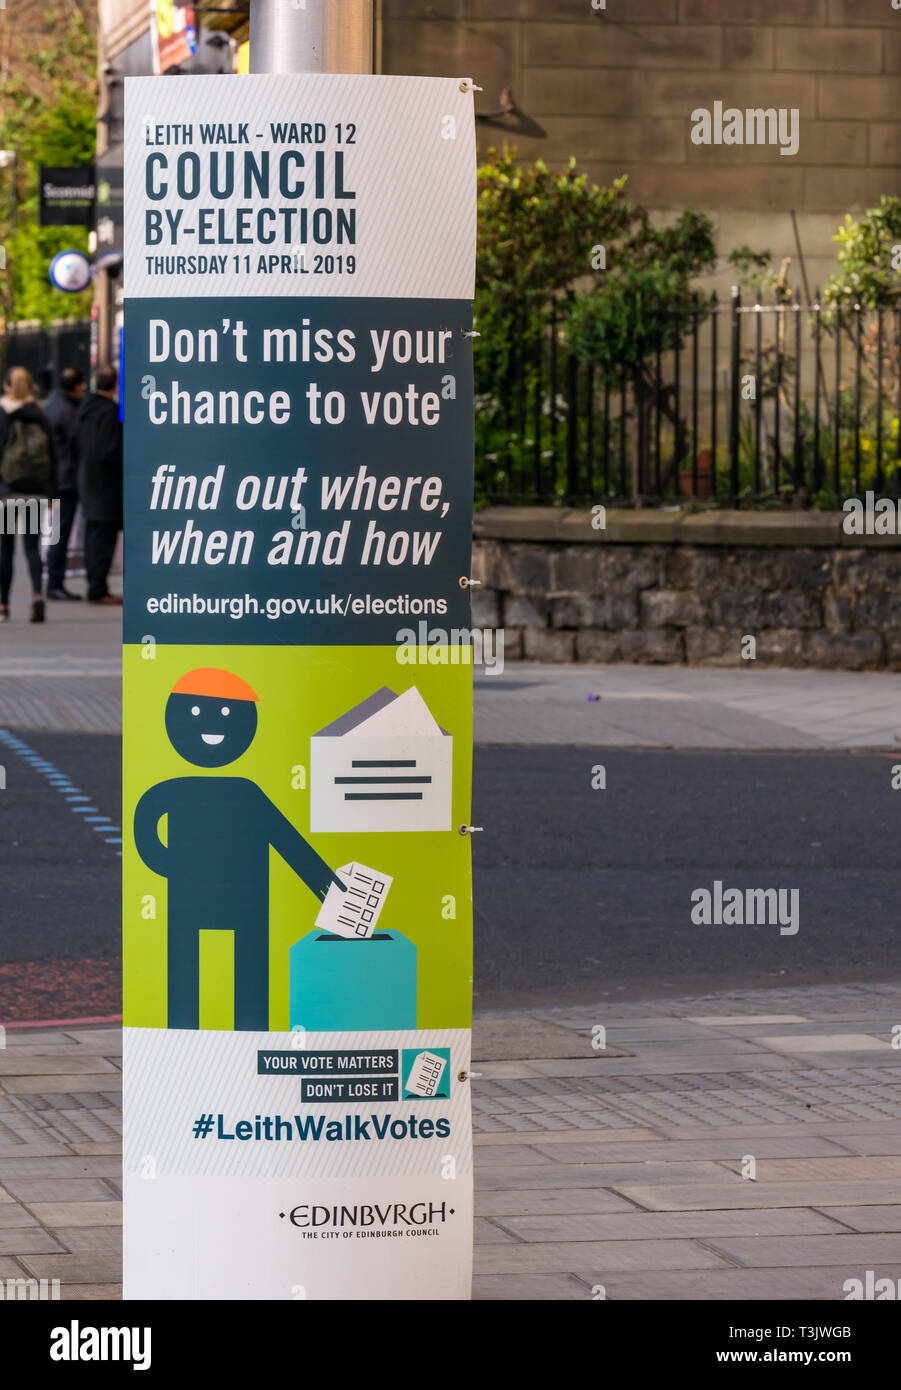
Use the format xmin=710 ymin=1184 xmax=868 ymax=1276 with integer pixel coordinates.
xmin=0 ymin=417 xmax=52 ymax=493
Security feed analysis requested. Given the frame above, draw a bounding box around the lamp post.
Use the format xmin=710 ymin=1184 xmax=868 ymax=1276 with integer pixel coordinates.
xmin=250 ymin=0 xmax=373 ymax=75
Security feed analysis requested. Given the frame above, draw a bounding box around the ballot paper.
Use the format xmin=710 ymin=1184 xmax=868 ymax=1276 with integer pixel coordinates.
xmin=314 ymin=861 xmax=393 ymax=939
xmin=404 ymin=1050 xmax=447 ymax=1098
xmin=311 ymin=686 xmax=453 ymax=833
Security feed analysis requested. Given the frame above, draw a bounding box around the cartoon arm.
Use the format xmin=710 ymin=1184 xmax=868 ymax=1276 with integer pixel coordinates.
xmin=264 ymin=795 xmax=345 ymax=903
xmin=134 ymin=782 xmax=172 ymax=879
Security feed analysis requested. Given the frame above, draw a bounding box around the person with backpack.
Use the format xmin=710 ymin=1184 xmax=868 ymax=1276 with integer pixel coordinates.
xmin=76 ymin=364 xmax=123 ymax=605
xmin=0 ymin=366 xmax=56 ymax=623
xmin=44 ymin=366 xmax=86 ymax=600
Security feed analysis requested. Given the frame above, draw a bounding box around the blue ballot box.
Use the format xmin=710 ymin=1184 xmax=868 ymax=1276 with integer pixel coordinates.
xmin=289 ymin=929 xmax=417 ymax=1032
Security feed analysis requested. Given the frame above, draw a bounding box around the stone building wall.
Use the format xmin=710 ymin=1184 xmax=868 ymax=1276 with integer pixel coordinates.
xmin=471 ymin=508 xmax=901 ymax=669
xmin=382 ymin=0 xmax=901 ymax=292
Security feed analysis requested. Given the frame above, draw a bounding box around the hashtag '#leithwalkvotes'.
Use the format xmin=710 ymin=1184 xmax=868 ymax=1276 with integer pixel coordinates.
xmin=192 ymin=1114 xmax=215 ymax=1138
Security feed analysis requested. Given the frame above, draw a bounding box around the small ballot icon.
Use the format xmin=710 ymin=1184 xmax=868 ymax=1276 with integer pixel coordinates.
xmin=404 ymin=1050 xmax=447 ymax=1099
xmin=314 ymin=862 xmax=392 ymax=939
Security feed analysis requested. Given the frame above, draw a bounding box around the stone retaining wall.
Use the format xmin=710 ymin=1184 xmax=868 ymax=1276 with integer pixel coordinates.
xmin=470 ymin=508 xmax=901 ymax=669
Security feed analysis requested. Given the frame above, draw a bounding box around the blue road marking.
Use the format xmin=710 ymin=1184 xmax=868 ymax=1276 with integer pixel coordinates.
xmin=0 ymin=729 xmax=121 ymax=860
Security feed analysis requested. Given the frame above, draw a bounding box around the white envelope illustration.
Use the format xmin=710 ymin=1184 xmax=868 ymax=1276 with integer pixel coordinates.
xmin=311 ymin=686 xmax=453 ymax=833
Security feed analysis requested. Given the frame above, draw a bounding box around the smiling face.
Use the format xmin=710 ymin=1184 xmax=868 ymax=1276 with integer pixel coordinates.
xmin=165 ymin=692 xmax=257 ymax=768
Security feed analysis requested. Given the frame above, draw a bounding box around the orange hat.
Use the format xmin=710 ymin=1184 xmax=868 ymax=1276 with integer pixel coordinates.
xmin=171 ymin=668 xmax=258 ymax=702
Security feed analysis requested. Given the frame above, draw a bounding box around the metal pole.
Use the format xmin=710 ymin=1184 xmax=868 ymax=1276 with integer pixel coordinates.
xmin=251 ymin=0 xmax=373 ymax=75
xmin=729 ymin=284 xmax=741 ymax=506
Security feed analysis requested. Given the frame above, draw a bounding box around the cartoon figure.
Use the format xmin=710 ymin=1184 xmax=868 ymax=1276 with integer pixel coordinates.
xmin=134 ymin=668 xmax=344 ymax=1031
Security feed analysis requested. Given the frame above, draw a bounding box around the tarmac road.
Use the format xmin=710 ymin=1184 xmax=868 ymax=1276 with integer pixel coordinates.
xmin=0 ymin=731 xmax=897 ymax=1017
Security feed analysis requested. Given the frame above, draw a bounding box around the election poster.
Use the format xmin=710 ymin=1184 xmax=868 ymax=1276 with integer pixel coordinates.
xmin=122 ymin=74 xmax=476 ymax=1300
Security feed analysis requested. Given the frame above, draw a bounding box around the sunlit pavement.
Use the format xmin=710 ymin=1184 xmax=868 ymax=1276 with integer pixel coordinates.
xmin=3 ymin=983 xmax=901 ymax=1300
xmin=4 ymin=572 xmax=901 ymax=749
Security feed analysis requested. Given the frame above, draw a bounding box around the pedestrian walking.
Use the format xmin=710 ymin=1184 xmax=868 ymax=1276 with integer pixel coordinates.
xmin=76 ymin=364 xmax=123 ymax=606
xmin=0 ymin=366 xmax=56 ymax=623
xmin=44 ymin=366 xmax=86 ymax=600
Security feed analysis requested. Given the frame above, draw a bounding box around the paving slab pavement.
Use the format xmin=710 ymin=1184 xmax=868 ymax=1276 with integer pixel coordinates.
xmin=3 ymin=583 xmax=901 ymax=748
xmin=1 ymin=979 xmax=899 ymax=1300
xmin=474 ymin=664 xmax=901 ymax=749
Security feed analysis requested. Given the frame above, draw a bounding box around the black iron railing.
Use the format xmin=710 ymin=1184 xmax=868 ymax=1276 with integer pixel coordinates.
xmin=475 ymin=291 xmax=901 ymax=508
xmin=1 ymin=321 xmax=91 ymax=395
